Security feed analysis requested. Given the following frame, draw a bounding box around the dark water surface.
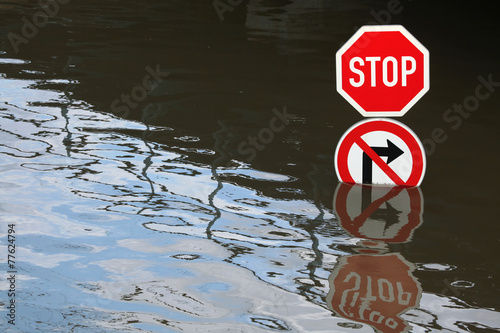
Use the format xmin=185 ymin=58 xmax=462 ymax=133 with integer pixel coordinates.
xmin=0 ymin=1 xmax=499 ymax=332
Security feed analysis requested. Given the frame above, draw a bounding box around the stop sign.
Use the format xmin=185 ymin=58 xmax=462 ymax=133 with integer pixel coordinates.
xmin=336 ymin=25 xmax=429 ymax=117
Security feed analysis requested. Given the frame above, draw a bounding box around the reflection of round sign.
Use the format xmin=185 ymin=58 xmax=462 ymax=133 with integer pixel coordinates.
xmin=334 ymin=182 xmax=423 ymax=243
xmin=335 ymin=119 xmax=426 ymax=186
xmin=327 ymin=254 xmax=422 ymax=333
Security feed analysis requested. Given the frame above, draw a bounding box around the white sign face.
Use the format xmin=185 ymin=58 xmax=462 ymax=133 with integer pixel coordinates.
xmin=335 ymin=119 xmax=426 ymax=186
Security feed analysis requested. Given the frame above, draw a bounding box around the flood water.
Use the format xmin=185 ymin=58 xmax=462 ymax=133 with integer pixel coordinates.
xmin=0 ymin=1 xmax=499 ymax=332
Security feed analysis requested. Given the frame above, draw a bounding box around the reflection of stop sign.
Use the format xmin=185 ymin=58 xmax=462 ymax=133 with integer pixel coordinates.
xmin=327 ymin=254 xmax=422 ymax=333
xmin=336 ymin=25 xmax=429 ymax=117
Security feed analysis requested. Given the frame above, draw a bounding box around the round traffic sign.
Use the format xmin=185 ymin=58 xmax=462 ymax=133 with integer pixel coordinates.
xmin=336 ymin=25 xmax=429 ymax=117
xmin=334 ymin=118 xmax=426 ymax=186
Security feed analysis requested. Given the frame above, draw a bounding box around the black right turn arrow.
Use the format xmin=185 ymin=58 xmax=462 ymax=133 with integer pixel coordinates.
xmin=362 ymin=139 xmax=404 ymax=184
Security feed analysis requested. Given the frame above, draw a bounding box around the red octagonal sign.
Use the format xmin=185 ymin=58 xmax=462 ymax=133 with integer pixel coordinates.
xmin=336 ymin=25 xmax=429 ymax=117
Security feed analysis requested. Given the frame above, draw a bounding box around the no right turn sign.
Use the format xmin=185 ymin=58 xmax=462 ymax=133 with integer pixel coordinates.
xmin=335 ymin=118 xmax=426 ymax=186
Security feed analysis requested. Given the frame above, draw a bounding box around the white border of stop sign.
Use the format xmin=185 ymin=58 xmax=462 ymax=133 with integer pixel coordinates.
xmin=336 ymin=25 xmax=430 ymax=117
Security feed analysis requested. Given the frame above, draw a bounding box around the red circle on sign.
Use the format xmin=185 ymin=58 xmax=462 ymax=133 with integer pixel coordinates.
xmin=335 ymin=119 xmax=426 ymax=186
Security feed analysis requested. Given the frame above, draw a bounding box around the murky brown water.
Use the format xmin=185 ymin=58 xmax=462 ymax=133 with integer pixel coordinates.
xmin=0 ymin=1 xmax=499 ymax=332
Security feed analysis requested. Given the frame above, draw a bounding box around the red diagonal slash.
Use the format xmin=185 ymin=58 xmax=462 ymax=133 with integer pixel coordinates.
xmin=354 ymin=137 xmax=406 ymax=185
